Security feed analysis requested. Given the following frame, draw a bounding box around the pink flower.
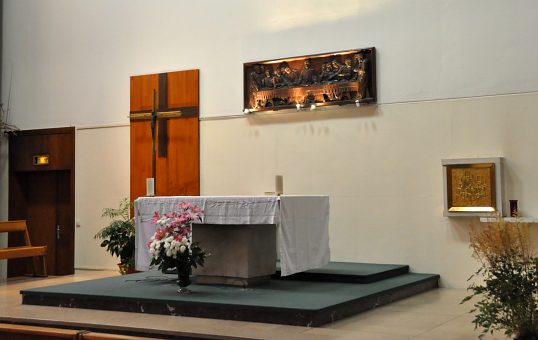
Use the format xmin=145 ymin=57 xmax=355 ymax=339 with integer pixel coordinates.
xmin=149 ymin=202 xmax=203 ymax=259
xmin=178 ymin=213 xmax=190 ymax=224
xmin=152 ymin=211 xmax=160 ymax=223
xmin=178 ymin=202 xmax=192 ymax=210
xmin=154 ymin=229 xmax=162 ymax=240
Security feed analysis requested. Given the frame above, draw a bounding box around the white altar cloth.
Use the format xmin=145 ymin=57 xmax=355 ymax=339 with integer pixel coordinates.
xmin=134 ymin=195 xmax=330 ymax=276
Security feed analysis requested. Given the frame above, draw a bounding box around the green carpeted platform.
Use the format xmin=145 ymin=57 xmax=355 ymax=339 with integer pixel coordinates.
xmin=273 ymin=261 xmax=410 ymax=283
xmin=21 ymin=263 xmax=439 ymax=326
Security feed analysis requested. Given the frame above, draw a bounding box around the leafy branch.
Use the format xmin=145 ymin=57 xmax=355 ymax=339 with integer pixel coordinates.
xmin=462 ymin=216 xmax=538 ymax=339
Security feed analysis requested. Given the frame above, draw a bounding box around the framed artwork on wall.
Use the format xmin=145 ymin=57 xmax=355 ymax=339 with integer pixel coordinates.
xmin=442 ymin=157 xmax=505 ymax=217
xmin=243 ymin=48 xmax=376 ymax=113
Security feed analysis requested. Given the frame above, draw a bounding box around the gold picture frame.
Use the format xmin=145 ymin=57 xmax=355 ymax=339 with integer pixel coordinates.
xmin=446 ymin=163 xmax=496 ymax=212
xmin=442 ymin=158 xmax=504 ymax=217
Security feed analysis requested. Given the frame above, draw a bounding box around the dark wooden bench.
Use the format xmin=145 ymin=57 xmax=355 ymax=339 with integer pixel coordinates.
xmin=0 ymin=220 xmax=47 ymax=276
xmin=0 ymin=323 xmax=157 ymax=339
xmin=0 ymin=323 xmax=80 ymax=339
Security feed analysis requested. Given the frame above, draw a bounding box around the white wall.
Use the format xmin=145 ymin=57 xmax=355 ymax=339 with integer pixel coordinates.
xmin=75 ymin=125 xmax=130 ymax=270
xmin=2 ymin=0 xmax=538 ymax=286
xmin=3 ymin=0 xmax=538 ymax=126
xmin=201 ymin=92 xmax=538 ymax=287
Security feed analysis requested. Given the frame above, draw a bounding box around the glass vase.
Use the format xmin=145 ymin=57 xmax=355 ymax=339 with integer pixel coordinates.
xmin=176 ymin=259 xmax=192 ymax=294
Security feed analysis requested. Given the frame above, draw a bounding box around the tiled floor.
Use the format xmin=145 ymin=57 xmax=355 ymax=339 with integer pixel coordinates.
xmin=0 ymin=270 xmax=509 ymax=339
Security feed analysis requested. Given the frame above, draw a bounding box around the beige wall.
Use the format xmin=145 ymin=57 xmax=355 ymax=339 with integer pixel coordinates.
xmin=74 ymin=92 xmax=538 ymax=287
xmin=75 ymin=125 xmax=130 ymax=270
xmin=199 ymin=92 xmax=538 ymax=288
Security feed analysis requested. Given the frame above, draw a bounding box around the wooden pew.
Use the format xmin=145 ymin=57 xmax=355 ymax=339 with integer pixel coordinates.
xmin=0 ymin=220 xmax=47 ymax=276
xmin=0 ymin=323 xmax=79 ymax=339
xmin=0 ymin=323 xmax=158 ymax=339
xmin=81 ymin=331 xmax=159 ymax=339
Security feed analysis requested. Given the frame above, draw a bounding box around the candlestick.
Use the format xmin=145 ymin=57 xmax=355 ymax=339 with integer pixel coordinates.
xmin=275 ymin=175 xmax=283 ymax=195
xmin=146 ymin=178 xmax=155 ymax=197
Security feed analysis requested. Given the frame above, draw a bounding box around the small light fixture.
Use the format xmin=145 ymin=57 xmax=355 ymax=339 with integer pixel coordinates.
xmin=33 ymin=155 xmax=50 ymax=166
xmin=243 ymin=108 xmax=251 ymax=114
xmin=355 ymin=99 xmax=361 ymax=107
xmin=310 ymin=103 xmax=316 ymax=111
xmin=295 ymin=103 xmax=301 ymax=111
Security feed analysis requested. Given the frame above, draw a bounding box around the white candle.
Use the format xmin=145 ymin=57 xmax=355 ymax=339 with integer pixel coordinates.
xmin=146 ymin=178 xmax=155 ymax=197
xmin=275 ymin=175 xmax=283 ymax=195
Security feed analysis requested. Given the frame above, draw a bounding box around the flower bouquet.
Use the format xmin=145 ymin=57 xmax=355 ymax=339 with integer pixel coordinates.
xmin=148 ymin=202 xmax=207 ymax=293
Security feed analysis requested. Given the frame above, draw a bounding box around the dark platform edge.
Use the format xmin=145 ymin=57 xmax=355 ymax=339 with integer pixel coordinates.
xmin=273 ymin=264 xmax=410 ymax=284
xmin=21 ymin=274 xmax=439 ymax=327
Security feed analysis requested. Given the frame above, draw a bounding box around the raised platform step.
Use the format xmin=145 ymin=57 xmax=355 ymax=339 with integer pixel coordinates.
xmin=21 ymin=266 xmax=440 ymax=327
xmin=274 ymin=261 xmax=409 ymax=283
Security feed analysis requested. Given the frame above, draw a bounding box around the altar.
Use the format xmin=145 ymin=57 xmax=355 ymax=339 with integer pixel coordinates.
xmin=134 ymin=195 xmax=330 ymax=284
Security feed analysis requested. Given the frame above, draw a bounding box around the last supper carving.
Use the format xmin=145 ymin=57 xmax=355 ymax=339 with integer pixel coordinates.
xmin=243 ymin=48 xmax=376 ymax=113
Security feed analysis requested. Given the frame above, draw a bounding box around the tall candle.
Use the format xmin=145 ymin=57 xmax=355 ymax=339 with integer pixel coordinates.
xmin=146 ymin=178 xmax=155 ymax=197
xmin=275 ymin=175 xmax=284 ymax=195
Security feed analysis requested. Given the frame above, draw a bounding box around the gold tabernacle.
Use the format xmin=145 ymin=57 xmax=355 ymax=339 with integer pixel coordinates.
xmin=446 ymin=163 xmax=496 ymax=212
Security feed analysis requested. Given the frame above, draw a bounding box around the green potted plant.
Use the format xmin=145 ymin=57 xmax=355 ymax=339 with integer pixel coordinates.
xmin=94 ymin=198 xmax=136 ymax=274
xmin=462 ymin=216 xmax=538 ymax=339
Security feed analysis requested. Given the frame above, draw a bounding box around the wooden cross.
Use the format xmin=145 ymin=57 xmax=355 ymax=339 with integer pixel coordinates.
xmin=129 ymin=75 xmax=183 ymax=180
xmin=129 ymin=70 xmax=200 ymax=199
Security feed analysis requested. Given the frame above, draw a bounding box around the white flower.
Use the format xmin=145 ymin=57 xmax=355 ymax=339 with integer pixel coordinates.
xmin=166 ymin=250 xmax=172 ymax=257
xmin=179 ymin=245 xmax=186 ymax=253
xmin=149 ymin=248 xmax=155 ymax=254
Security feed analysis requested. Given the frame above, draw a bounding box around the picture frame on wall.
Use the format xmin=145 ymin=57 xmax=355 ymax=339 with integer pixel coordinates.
xmin=442 ymin=157 xmax=505 ymax=217
xmin=243 ymin=48 xmax=376 ymax=113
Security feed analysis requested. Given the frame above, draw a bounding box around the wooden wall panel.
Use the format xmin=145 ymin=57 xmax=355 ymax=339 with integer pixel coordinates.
xmin=9 ymin=127 xmax=75 ymax=172
xmin=130 ymin=74 xmax=159 ymax=112
xmin=167 ymin=70 xmax=199 ymax=108
xmin=129 ymin=120 xmax=153 ymax=202
xmin=130 ymin=69 xmax=200 ymax=202
xmin=156 ymin=117 xmax=199 ymax=196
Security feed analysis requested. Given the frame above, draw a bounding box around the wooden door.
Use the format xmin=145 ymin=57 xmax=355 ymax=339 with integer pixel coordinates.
xmin=130 ymin=69 xmax=200 ymax=201
xmin=11 ymin=172 xmax=60 ymax=275
xmin=8 ymin=127 xmax=75 ymax=276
